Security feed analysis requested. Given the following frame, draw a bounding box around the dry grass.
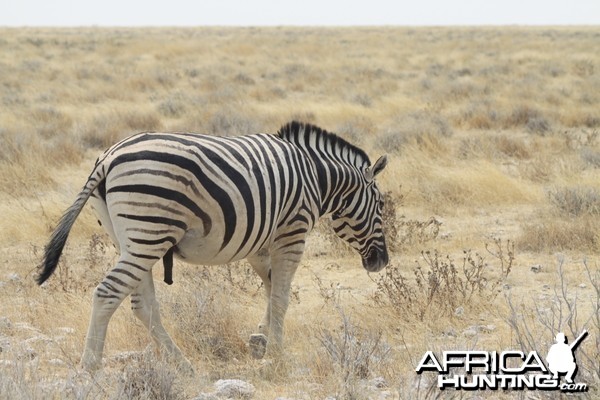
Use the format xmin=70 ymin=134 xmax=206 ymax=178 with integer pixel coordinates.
xmin=0 ymin=26 xmax=599 ymax=398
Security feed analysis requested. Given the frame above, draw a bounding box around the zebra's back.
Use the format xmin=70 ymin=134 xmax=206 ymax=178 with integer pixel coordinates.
xmin=93 ymin=132 xmax=319 ymax=265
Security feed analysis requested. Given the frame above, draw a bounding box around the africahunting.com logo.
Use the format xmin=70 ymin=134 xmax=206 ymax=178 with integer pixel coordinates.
xmin=416 ymin=330 xmax=589 ymax=392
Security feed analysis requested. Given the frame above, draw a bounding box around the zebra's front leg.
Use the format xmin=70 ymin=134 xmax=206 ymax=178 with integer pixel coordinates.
xmin=247 ymin=250 xmax=272 ymax=359
xmin=265 ymin=251 xmax=301 ymax=357
xmin=131 ymin=271 xmax=193 ymax=375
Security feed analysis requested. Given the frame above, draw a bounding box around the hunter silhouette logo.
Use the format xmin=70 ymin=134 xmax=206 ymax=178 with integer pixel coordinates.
xmin=546 ymin=330 xmax=588 ymax=384
xmin=415 ymin=329 xmax=589 ymax=392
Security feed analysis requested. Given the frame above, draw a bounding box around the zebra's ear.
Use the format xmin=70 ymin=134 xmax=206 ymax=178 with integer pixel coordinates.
xmin=365 ymin=155 xmax=388 ymax=182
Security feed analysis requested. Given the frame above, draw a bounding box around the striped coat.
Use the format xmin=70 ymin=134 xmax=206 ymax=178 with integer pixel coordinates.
xmin=38 ymin=121 xmax=388 ymax=372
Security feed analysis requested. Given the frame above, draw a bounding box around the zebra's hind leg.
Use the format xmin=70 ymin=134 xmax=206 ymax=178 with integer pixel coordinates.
xmin=247 ymin=250 xmax=272 ymax=359
xmin=130 ymin=271 xmax=194 ymax=375
xmin=81 ymin=253 xmax=155 ymax=372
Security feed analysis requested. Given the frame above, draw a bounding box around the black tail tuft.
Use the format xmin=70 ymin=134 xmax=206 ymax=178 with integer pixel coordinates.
xmin=36 ymin=170 xmax=105 ymax=285
xmin=36 ymin=204 xmax=81 ymax=285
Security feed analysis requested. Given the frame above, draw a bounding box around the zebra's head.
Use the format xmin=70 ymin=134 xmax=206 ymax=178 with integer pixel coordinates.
xmin=331 ymin=155 xmax=389 ymax=272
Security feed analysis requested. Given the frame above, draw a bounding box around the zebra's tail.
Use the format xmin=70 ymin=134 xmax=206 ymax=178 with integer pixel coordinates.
xmin=36 ymin=161 xmax=105 ymax=285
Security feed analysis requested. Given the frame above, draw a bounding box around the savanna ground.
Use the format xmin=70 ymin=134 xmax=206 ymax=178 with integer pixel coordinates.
xmin=0 ymin=27 xmax=599 ymax=399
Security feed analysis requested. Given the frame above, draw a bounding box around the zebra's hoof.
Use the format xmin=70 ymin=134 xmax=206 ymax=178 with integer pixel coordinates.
xmin=249 ymin=334 xmax=267 ymax=359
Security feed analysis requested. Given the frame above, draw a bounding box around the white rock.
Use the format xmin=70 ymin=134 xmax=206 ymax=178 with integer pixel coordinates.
xmin=481 ymin=324 xmax=496 ymax=333
xmin=463 ymin=328 xmax=478 ymax=338
xmin=193 ymin=394 xmax=219 ymax=400
xmin=56 ymin=327 xmax=76 ymax=335
xmin=48 ymin=358 xmax=66 ymax=367
xmin=214 ymin=379 xmax=255 ymax=399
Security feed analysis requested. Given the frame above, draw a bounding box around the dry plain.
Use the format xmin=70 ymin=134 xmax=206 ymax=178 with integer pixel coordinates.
xmin=0 ymin=27 xmax=599 ymax=399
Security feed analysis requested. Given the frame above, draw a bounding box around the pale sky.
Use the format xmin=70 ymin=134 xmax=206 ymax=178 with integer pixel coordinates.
xmin=1 ymin=0 xmax=598 ymax=26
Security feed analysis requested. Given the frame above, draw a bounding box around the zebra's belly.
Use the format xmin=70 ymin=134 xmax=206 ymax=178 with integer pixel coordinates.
xmin=173 ymin=228 xmax=252 ymax=265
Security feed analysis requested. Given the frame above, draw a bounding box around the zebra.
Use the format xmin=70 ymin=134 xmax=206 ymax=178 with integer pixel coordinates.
xmin=37 ymin=121 xmax=389 ymax=372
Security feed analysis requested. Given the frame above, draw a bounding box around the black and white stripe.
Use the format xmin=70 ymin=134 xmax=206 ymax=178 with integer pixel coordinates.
xmin=37 ymin=121 xmax=388 ymax=371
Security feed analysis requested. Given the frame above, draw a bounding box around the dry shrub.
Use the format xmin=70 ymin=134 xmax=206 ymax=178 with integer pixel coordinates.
xmin=207 ymin=108 xmax=263 ymax=137
xmin=456 ymin=133 xmax=531 ymax=161
xmin=493 ymin=134 xmax=531 ymax=159
xmin=313 ymin=305 xmax=392 ymax=399
xmin=417 ymin=161 xmax=534 ymax=209
xmin=518 ymin=217 xmax=599 ymax=252
xmin=312 ymin=219 xmax=355 ymax=257
xmin=374 ymin=241 xmax=513 ymax=321
xmin=380 ymin=190 xmax=414 ymax=253
xmin=335 ymin=117 xmax=376 ymax=146
xmin=581 ymin=147 xmax=600 ymax=168
xmin=39 ymin=234 xmax=113 ymax=294
xmin=518 ymin=186 xmax=600 ymax=252
xmin=502 ymin=105 xmax=552 ymax=135
xmin=116 ymin=351 xmax=183 ymax=400
xmin=547 ymin=186 xmax=600 ymax=217
xmin=395 ymin=217 xmax=441 ymax=251
xmin=505 ymin=258 xmax=599 ymax=391
xmin=168 ymin=266 xmax=251 ymax=363
xmin=31 ymin=107 xmax=73 ymax=139
xmin=77 ymin=110 xmax=163 ymax=149
xmin=316 ymin=308 xmax=391 ymax=380
xmin=376 ymin=111 xmax=452 ymax=154
xmin=0 ymin=128 xmax=83 ymax=196
xmin=158 ymin=97 xmax=187 ymax=118
xmin=457 ymin=102 xmax=498 ymax=130
xmin=0 ymin=351 xmax=47 ymax=399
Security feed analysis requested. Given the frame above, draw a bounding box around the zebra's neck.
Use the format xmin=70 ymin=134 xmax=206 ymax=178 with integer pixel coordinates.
xmin=277 ymin=121 xmax=370 ymax=217
xmin=313 ymin=157 xmax=365 ymax=217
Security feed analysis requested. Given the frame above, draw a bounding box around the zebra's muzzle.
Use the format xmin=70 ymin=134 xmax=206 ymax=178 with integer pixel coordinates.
xmin=362 ymin=248 xmax=388 ymax=272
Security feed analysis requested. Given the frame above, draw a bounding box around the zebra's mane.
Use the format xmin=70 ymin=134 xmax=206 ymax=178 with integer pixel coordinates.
xmin=277 ymin=121 xmax=371 ymax=168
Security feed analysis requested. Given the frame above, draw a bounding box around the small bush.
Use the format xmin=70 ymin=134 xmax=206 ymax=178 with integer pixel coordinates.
xmin=504 ymin=105 xmax=551 ymax=134
xmin=208 ymin=109 xmax=262 ymax=137
xmin=581 ymin=147 xmax=600 ymax=168
xmin=547 ymin=186 xmax=600 ymax=217
xmin=32 ymin=107 xmax=73 ymax=139
xmin=335 ymin=118 xmax=375 ymax=146
xmin=505 ymin=258 xmax=599 ymax=389
xmin=374 ymin=243 xmax=512 ymax=321
xmin=351 ymin=93 xmax=373 ymax=107
xmin=526 ymin=116 xmax=551 ymax=135
xmin=169 ymin=266 xmax=250 ymax=363
xmin=458 ymin=103 xmax=498 ymax=130
xmin=493 ymin=135 xmax=531 ymax=159
xmin=315 ymin=305 xmax=392 ymax=398
xmin=518 ymin=217 xmax=599 ymax=252
xmin=376 ymin=111 xmax=452 ymax=153
xmin=78 ymin=110 xmax=163 ymax=149
xmin=158 ymin=98 xmax=186 ymax=118
xmin=395 ymin=216 xmax=441 ymax=250
xmin=380 ymin=191 xmax=401 ymax=252
xmin=116 ymin=351 xmax=183 ymax=400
